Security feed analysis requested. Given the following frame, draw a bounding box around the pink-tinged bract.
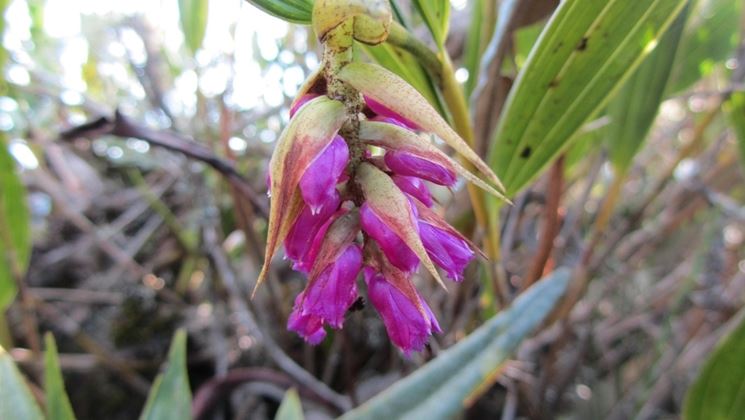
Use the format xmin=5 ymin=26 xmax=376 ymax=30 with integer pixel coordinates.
xmin=385 ymin=151 xmax=457 ymax=187
xmin=299 ymin=135 xmax=349 ymax=215
xmin=284 ymin=194 xmax=341 ymax=273
xmin=392 ymin=175 xmax=434 ymax=207
xmin=419 ymin=221 xmax=475 ymax=281
xmin=360 ymin=202 xmax=419 ymax=273
xmin=363 ymin=267 xmax=439 ymax=355
xmin=365 ymin=96 xmax=419 ymax=130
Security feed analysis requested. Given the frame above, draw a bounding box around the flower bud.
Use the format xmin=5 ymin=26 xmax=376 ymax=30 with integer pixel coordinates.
xmin=392 ymin=175 xmax=434 ymax=207
xmin=299 ymin=135 xmax=349 ymax=215
xmin=360 ymin=202 xmax=419 ymax=273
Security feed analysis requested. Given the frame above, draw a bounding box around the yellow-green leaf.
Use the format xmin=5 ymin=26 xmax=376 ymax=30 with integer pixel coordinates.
xmin=0 ymin=344 xmax=44 ymax=420
xmin=0 ymin=138 xmax=31 ymax=310
xmin=44 ymin=333 xmax=76 ymax=420
xmin=489 ymin=0 xmax=689 ymax=196
xmin=275 ymin=388 xmax=304 ymax=420
xmin=140 ymin=329 xmax=191 ymax=420
xmin=245 ymin=0 xmax=314 ymax=25
xmin=412 ymin=0 xmax=450 ymax=49
xmin=684 ymin=313 xmax=745 ymax=420
xmin=178 ymin=0 xmax=208 ymax=54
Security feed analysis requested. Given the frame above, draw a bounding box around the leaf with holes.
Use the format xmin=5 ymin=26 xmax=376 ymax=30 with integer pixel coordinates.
xmin=489 ymin=0 xmax=688 ymax=196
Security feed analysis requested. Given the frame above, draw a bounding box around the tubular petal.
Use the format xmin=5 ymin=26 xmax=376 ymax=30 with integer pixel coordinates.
xmin=284 ymin=194 xmax=341 ymax=273
xmin=287 ymin=292 xmax=328 ymax=345
xmin=299 ymin=135 xmax=349 ymax=215
xmin=360 ymin=202 xmax=419 ymax=273
xmin=385 ymin=151 xmax=457 ymax=186
xmin=419 ymin=221 xmax=474 ymax=282
xmin=363 ymin=267 xmax=438 ymax=355
xmin=392 ymin=175 xmax=434 ymax=207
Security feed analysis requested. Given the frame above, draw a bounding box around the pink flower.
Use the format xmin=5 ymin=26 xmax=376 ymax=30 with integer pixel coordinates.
xmin=384 ymin=151 xmax=457 ymax=186
xmin=419 ymin=221 xmax=474 ymax=281
xmin=363 ymin=267 xmax=440 ymax=355
xmin=392 ymin=175 xmax=434 ymax=207
xmin=288 ymin=244 xmax=362 ymax=343
xmin=284 ymin=194 xmax=341 ymax=273
xmin=299 ymin=135 xmax=349 ymax=215
xmin=360 ymin=202 xmax=419 ymax=273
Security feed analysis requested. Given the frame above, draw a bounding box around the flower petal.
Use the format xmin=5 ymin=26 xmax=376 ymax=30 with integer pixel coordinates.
xmin=363 ymin=267 xmax=438 ymax=355
xmin=392 ymin=175 xmax=433 ymax=207
xmin=288 ymin=292 xmax=327 ymax=345
xmin=357 ymin=162 xmax=446 ymax=289
xmin=360 ymin=202 xmax=419 ymax=273
xmin=301 ymin=244 xmax=362 ymax=328
xmin=419 ymin=221 xmax=474 ymax=281
xmin=299 ymin=135 xmax=349 ymax=215
xmin=385 ymin=151 xmax=456 ymax=186
xmin=284 ymin=194 xmax=341 ymax=273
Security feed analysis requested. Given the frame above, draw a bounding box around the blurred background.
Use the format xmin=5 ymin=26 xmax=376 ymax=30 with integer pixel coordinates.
xmin=1 ymin=0 xmax=744 ymax=419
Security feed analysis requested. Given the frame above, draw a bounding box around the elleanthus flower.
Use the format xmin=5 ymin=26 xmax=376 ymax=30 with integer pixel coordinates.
xmin=256 ymin=0 xmax=507 ymax=355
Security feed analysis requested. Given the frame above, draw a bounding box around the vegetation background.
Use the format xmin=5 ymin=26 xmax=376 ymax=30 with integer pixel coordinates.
xmin=1 ymin=0 xmax=744 ymax=419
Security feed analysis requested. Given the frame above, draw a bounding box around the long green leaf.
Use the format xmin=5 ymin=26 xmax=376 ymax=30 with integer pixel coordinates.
xmin=489 ymin=0 xmax=688 ymax=196
xmin=340 ymin=268 xmax=571 ymax=419
xmin=412 ymin=0 xmax=450 ymax=49
xmin=726 ymin=92 xmax=745 ymax=167
xmin=607 ymin=7 xmax=689 ymax=173
xmin=178 ymin=0 xmax=208 ymax=54
xmin=684 ymin=312 xmax=745 ymax=420
xmin=139 ymin=329 xmax=191 ymax=420
xmin=275 ymin=388 xmax=304 ymax=420
xmin=44 ymin=333 xmax=76 ymax=420
xmin=667 ymin=0 xmax=742 ymax=94
xmin=0 ymin=138 xmax=31 ymax=311
xmin=245 ymin=0 xmax=313 ymax=25
xmin=0 ymin=345 xmax=44 ymax=420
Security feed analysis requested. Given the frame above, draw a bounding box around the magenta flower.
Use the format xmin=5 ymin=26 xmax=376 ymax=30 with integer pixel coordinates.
xmin=419 ymin=221 xmax=474 ymax=281
xmin=360 ymin=202 xmax=420 ymax=273
xmin=299 ymin=135 xmax=349 ymax=215
xmin=392 ymin=175 xmax=434 ymax=207
xmin=259 ymin=62 xmax=506 ymax=355
xmin=385 ymin=151 xmax=457 ymax=186
xmin=363 ymin=267 xmax=440 ymax=355
xmin=284 ymin=194 xmax=341 ymax=273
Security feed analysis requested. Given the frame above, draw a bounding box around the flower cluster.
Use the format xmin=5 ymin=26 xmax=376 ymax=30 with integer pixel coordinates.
xmin=274 ymin=93 xmax=482 ymax=354
xmin=257 ymin=0 xmax=505 ymax=355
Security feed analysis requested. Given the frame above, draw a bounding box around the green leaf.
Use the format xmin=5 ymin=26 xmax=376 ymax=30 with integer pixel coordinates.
xmin=339 ymin=268 xmax=571 ymax=419
xmin=684 ymin=313 xmax=745 ymax=420
xmin=606 ymin=7 xmax=689 ymax=174
xmin=489 ymin=0 xmax=689 ymax=197
xmin=178 ymin=0 xmax=209 ymax=54
xmin=0 ymin=138 xmax=31 ymax=311
xmin=44 ymin=333 xmax=76 ymax=420
xmin=275 ymin=388 xmax=304 ymax=420
xmin=462 ymin=0 xmax=487 ymax=97
xmin=139 ymin=329 xmax=191 ymax=420
xmin=725 ymin=92 xmax=745 ymax=168
xmin=667 ymin=0 xmax=743 ymax=94
xmin=245 ymin=0 xmax=314 ymax=25
xmin=412 ymin=0 xmax=450 ymax=49
xmin=0 ymin=344 xmax=44 ymax=420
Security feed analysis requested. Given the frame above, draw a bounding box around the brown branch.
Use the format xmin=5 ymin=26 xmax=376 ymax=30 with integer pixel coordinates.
xmin=523 ymin=156 xmax=564 ymax=290
xmin=58 ymin=111 xmax=268 ymax=218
